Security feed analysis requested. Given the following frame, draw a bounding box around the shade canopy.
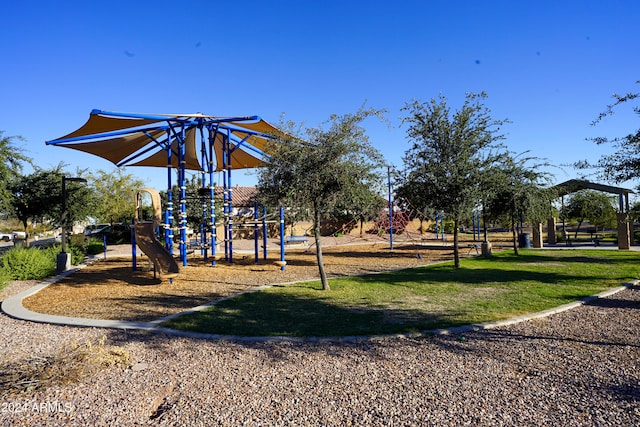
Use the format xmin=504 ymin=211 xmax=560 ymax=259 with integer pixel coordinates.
xmin=46 ymin=110 xmax=289 ymax=171
xmin=553 ymin=179 xmax=634 ymax=197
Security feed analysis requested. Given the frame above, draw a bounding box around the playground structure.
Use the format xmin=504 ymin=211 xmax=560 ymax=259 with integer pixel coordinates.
xmin=46 ymin=110 xmax=292 ymax=268
xmin=133 ymin=188 xmax=179 ymax=279
xmin=46 ymin=109 xmax=483 ymax=271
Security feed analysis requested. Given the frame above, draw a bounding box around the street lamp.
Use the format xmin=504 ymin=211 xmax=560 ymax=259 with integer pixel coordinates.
xmin=56 ymin=176 xmax=87 ymax=273
xmin=387 ymin=165 xmax=394 ymax=250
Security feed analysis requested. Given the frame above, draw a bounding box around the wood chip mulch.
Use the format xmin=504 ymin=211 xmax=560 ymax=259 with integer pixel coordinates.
xmin=22 ymin=242 xmax=464 ymax=322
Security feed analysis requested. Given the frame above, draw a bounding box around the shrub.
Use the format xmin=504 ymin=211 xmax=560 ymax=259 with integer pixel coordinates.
xmin=427 ymin=219 xmax=455 ymax=234
xmin=85 ymin=238 xmax=105 ymax=256
xmin=107 ymin=223 xmax=132 ymax=244
xmin=42 ymin=244 xmax=86 ymax=266
xmin=0 ymin=270 xmax=10 ymax=292
xmin=0 ymin=247 xmax=56 ymax=280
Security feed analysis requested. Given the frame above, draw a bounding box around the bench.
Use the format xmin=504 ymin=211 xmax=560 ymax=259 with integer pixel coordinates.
xmin=285 ymin=236 xmax=308 ymax=244
xmin=188 ymin=239 xmax=210 ymax=250
xmin=467 ymin=243 xmax=481 ymax=254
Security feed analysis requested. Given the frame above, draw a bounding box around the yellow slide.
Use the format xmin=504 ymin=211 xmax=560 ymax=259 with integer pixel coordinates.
xmin=134 ymin=188 xmax=179 ymax=279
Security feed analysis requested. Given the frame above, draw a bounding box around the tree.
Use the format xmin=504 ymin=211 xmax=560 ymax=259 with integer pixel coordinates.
xmin=398 ymin=92 xmax=507 ymax=267
xmin=629 ymin=200 xmax=640 ymax=224
xmin=331 ymin=177 xmax=386 ymax=237
xmin=576 ymin=81 xmax=640 ymax=183
xmin=0 ymin=131 xmax=32 ymax=213
xmin=483 ymin=153 xmax=555 ymax=255
xmin=8 ymin=166 xmax=93 ymax=244
xmin=86 ymin=168 xmax=145 ymax=224
xmin=560 ymin=190 xmax=616 ymax=238
xmin=257 ymin=107 xmax=386 ymax=290
xmin=395 ymin=169 xmax=439 ymax=235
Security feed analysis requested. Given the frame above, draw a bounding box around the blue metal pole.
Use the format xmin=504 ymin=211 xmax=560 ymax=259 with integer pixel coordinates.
xmin=472 ymin=212 xmax=477 ymax=241
xmin=103 ymin=234 xmax=107 ymax=260
xmin=166 ymin=130 xmax=174 ymax=253
xmin=227 ymin=130 xmax=234 ymax=264
xmin=88 ymin=109 xmax=259 ymax=124
xmin=262 ymin=205 xmax=268 ymax=260
xmin=279 ymin=206 xmax=285 ymax=271
xmin=222 ymin=136 xmax=229 ymax=261
xmin=47 ymin=124 xmax=171 ymax=145
xmin=200 ymin=125 xmax=208 ymax=260
xmin=438 ymin=213 xmax=445 ymax=241
xmin=179 ymin=127 xmax=187 ymax=266
xmin=208 ymin=127 xmax=217 ymax=266
xmin=131 ymin=217 xmax=137 ymax=271
xmin=254 ymin=201 xmax=259 ymax=264
xmin=388 ymin=166 xmax=393 ymax=250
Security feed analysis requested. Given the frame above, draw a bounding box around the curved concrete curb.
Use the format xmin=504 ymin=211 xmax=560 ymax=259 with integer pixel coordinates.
xmin=426 ymin=283 xmax=636 ymax=336
xmin=2 ymin=265 xmax=636 ymax=342
xmin=1 ymin=263 xmax=158 ymax=331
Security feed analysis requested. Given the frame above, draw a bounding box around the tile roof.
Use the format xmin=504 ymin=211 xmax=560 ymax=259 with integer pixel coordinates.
xmin=215 ymin=186 xmax=258 ymax=207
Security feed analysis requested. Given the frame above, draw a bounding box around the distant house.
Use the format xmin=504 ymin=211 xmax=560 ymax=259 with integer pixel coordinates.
xmin=212 ymin=186 xmax=260 ymax=239
xmin=215 ymin=186 xmax=258 ymax=217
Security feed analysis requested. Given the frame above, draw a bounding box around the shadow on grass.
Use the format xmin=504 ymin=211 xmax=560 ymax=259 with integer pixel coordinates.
xmin=160 ymin=291 xmax=471 ymax=337
xmin=489 ymin=250 xmax=635 ymax=265
xmin=101 ymin=281 xmax=638 ymax=336
xmin=352 ymin=266 xmax=578 ymax=286
xmin=314 ymin=245 xmax=453 ymax=260
xmin=159 ymin=252 xmax=640 ymax=336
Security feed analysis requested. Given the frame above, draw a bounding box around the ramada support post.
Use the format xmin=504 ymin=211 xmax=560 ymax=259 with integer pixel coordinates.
xmin=547 ymin=217 xmax=557 ymax=245
xmin=532 ymin=222 xmax=544 ymax=248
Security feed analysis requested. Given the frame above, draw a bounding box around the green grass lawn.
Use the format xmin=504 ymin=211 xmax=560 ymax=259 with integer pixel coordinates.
xmin=161 ymin=249 xmax=640 ymax=337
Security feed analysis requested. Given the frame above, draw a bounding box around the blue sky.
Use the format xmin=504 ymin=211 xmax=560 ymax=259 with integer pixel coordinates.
xmin=1 ymin=0 xmax=639 ymax=192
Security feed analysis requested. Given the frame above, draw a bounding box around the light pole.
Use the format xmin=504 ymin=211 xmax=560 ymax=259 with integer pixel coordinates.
xmin=387 ymin=165 xmax=393 ymax=250
xmin=56 ymin=176 xmax=87 ymax=272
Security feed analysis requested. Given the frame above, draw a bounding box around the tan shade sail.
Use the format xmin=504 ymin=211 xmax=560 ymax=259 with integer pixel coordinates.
xmin=226 ymin=119 xmax=288 ymax=153
xmin=214 ymin=140 xmax=265 ymax=170
xmin=58 ymin=128 xmax=167 ymax=165
xmin=47 ymin=110 xmax=284 ymax=172
xmin=129 ymin=128 xmax=202 ymax=170
xmin=55 ymin=114 xmax=163 ymax=141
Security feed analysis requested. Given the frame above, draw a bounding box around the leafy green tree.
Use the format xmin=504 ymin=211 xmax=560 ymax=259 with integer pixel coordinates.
xmin=0 ymin=131 xmax=32 ymax=213
xmin=483 ymin=153 xmax=555 ymax=255
xmin=86 ymin=168 xmax=145 ymax=224
xmin=331 ymin=177 xmax=386 ymax=237
xmin=576 ymin=81 xmax=640 ymax=183
xmin=561 ymin=190 xmax=617 ymax=238
xmin=8 ymin=166 xmax=93 ymax=244
xmin=398 ymin=92 xmax=508 ymax=267
xmin=395 ymin=169 xmax=438 ymax=235
xmin=629 ymin=200 xmax=640 ymax=223
xmin=257 ymin=107 xmax=386 ymax=290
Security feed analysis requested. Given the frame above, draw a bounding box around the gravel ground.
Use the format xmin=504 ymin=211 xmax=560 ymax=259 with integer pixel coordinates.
xmin=1 ymin=277 xmax=638 ymax=426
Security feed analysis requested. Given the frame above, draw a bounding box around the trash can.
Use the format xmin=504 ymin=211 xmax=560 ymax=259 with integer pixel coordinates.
xmin=518 ymin=233 xmax=531 ymax=248
xmin=13 ymin=238 xmax=25 ymax=249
